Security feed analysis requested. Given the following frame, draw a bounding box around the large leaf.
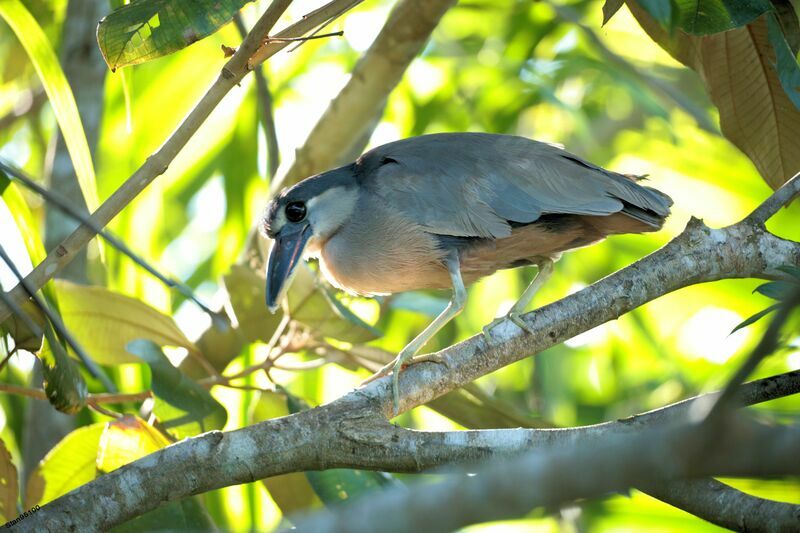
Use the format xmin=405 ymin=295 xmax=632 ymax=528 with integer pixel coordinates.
xmin=96 ymin=415 xmax=170 ymax=474
xmin=112 ymin=497 xmax=216 ymax=532
xmin=54 ymin=280 xmax=198 ymax=365
xmin=126 ymin=339 xmax=227 ymax=439
xmin=673 ymin=0 xmax=772 ymax=35
xmin=24 ymin=423 xmax=104 ymax=508
xmin=0 ymin=0 xmax=99 ymax=211
xmin=96 ymin=416 xmax=217 ymax=532
xmin=628 ymin=3 xmax=800 ymax=189
xmin=0 ymin=437 xmax=18 ymax=522
xmin=223 ymin=265 xmax=284 ymax=344
xmin=285 ymin=263 xmax=381 ymax=344
xmin=97 ymin=0 xmax=252 ymax=71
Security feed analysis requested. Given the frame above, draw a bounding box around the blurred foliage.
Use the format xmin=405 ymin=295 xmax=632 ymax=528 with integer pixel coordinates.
xmin=0 ymin=0 xmax=799 ymax=530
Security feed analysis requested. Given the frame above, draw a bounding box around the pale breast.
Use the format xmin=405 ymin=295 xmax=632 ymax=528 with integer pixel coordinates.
xmin=318 ymin=199 xmax=451 ymax=295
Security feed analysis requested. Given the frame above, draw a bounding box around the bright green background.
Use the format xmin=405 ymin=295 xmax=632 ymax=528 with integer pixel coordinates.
xmin=0 ymin=0 xmax=798 ymax=530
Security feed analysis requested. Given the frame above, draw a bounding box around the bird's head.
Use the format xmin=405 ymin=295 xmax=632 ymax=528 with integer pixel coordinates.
xmin=260 ymin=165 xmax=359 ymax=312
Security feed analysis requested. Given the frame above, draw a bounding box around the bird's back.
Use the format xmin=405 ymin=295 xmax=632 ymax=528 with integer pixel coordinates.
xmin=320 ymin=133 xmax=672 ymax=293
xmin=357 ymin=132 xmax=672 ymax=239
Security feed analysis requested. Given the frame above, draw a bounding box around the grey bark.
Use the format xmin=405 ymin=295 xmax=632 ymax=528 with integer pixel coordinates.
xmin=22 ymin=0 xmax=108 ymax=485
xmin=291 ymin=417 xmax=800 ymax=533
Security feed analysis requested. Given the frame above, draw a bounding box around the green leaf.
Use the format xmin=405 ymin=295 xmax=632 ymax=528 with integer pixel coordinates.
xmin=0 ymin=173 xmax=47 ymax=350
xmin=41 ymin=322 xmax=88 ymax=415
xmin=306 ymin=469 xmax=400 ymax=506
xmin=627 ymin=6 xmax=800 ymax=189
xmin=96 ymin=415 xmax=171 ymax=474
xmin=0 ymin=173 xmax=46 ymax=264
xmin=639 ymin=0 xmax=674 ymax=29
xmin=223 ymin=265 xmax=284 ymax=344
xmin=777 ymin=265 xmax=800 ymax=279
xmin=285 ymin=263 xmax=381 ymax=344
xmin=0 ymin=437 xmax=18 ymax=522
xmin=112 ymin=497 xmax=217 ymax=532
xmin=767 ymin=13 xmax=800 ymax=110
xmin=601 ymin=0 xmax=625 ymax=26
xmin=54 ymin=280 xmax=198 ymax=365
xmin=731 ymin=304 xmax=781 ymax=333
xmin=97 ymin=0 xmax=252 ymax=71
xmin=754 ymin=280 xmax=797 ymax=300
xmin=673 ymin=0 xmax=772 ymax=35
xmin=0 ymin=0 xmax=100 ymax=212
xmin=126 ymin=339 xmax=227 ymax=439
xmin=24 ymin=423 xmax=104 ymax=507
xmin=389 ymin=292 xmax=449 ymax=317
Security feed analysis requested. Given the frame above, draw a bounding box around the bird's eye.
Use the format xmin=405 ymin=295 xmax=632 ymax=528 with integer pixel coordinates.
xmin=285 ymin=201 xmax=307 ymax=223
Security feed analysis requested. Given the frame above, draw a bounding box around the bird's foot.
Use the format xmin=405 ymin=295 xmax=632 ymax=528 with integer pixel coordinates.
xmin=482 ymin=310 xmax=535 ymax=344
xmin=361 ymin=349 xmax=447 ymax=416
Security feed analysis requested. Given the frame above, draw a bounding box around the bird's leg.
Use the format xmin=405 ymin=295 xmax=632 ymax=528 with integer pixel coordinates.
xmin=482 ymin=258 xmax=554 ymax=341
xmin=362 ymin=252 xmax=466 ymax=415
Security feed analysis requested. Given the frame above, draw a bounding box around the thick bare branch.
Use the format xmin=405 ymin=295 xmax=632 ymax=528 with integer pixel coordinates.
xmin=641 ymin=479 xmax=800 ymax=532
xmin=274 ymin=0 xmax=458 ymax=190
xmin=290 ymin=417 xmax=800 ymax=533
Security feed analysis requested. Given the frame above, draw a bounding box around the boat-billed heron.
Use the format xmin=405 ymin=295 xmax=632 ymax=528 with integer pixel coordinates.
xmin=262 ymin=132 xmax=672 ymax=412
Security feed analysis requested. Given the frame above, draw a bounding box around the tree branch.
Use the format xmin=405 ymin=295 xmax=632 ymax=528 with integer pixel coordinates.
xmin=290 ymin=416 xmax=800 ymax=533
xmin=640 ymin=479 xmax=800 ymax=532
xmin=273 ymin=0 xmax=458 ymax=190
xmin=0 ymin=0 xmax=369 ymax=324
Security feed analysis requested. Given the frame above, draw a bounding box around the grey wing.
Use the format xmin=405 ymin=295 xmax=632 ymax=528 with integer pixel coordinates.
xmin=360 ymin=133 xmax=672 ymax=239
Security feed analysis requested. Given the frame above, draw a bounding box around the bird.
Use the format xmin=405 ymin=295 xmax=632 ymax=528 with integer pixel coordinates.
xmin=261 ymin=132 xmax=672 ymax=413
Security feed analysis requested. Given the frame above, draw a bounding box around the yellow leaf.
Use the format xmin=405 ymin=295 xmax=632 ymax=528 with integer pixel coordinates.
xmin=54 ymin=280 xmax=198 ymax=365
xmin=0 ymin=438 xmax=19 ymax=522
xmin=97 ymin=416 xmax=170 ymax=474
xmin=24 ymin=423 xmax=104 ymax=508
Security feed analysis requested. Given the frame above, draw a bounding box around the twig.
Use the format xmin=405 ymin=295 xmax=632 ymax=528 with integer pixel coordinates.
xmin=234 ymin=14 xmax=280 ymax=180
xmin=748 ymin=171 xmax=800 ymax=224
xmin=0 ymin=382 xmax=150 ymax=403
xmin=0 ymin=160 xmax=227 ymax=328
xmin=0 ymin=0 xmax=366 ymax=324
xmin=641 ymin=478 xmax=800 ymax=531
xmin=0 ymin=243 xmax=117 ymax=392
xmin=704 ymin=286 xmax=800 ymax=420
xmin=266 ymin=30 xmax=343 ymax=42
xmin=273 ymin=0 xmax=457 ymax=190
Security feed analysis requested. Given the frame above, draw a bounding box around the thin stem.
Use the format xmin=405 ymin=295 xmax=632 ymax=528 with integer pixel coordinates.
xmin=0 ymin=243 xmax=117 ymax=392
xmin=748 ymin=171 xmax=800 ymax=224
xmin=0 ymin=160 xmax=226 ymax=327
xmin=266 ymin=30 xmax=343 ymax=42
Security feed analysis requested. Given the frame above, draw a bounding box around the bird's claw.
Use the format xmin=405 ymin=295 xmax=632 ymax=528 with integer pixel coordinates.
xmin=361 ymin=349 xmax=447 ymax=416
xmin=482 ymin=311 xmax=534 ymax=344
